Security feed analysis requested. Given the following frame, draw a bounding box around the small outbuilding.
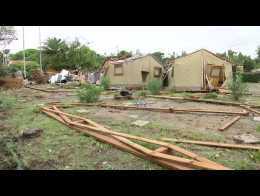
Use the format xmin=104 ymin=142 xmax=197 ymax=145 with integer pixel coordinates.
xmin=166 ymin=49 xmax=234 ymax=91
xmin=101 ymin=54 xmax=163 ymax=88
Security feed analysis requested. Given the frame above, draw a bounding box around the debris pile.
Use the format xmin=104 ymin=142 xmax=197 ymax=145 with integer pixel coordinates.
xmin=41 ymin=105 xmax=230 ymax=170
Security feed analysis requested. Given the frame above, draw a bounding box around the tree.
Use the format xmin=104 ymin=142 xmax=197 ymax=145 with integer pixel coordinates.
xmin=41 ymin=37 xmax=105 ymax=71
xmin=152 ymin=52 xmax=165 ymax=64
xmin=117 ymin=50 xmax=132 ymax=59
xmin=42 ymin=37 xmax=69 ymax=70
xmin=10 ymin=49 xmax=39 ymax=62
xmin=0 ymin=26 xmax=17 ymax=49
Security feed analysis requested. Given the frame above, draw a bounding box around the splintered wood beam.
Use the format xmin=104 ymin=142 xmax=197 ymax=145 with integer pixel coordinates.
xmin=218 ymin=116 xmax=241 ymax=131
xmin=161 ymin=138 xmax=260 ymax=151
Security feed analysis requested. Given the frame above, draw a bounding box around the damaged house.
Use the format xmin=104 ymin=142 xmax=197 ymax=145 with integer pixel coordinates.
xmin=165 ymin=49 xmax=234 ymax=91
xmin=101 ymin=54 xmax=164 ymax=88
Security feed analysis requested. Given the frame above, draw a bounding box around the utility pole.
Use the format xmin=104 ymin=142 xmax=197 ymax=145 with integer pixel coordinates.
xmin=39 ymin=26 xmax=42 ymax=72
xmin=22 ymin=26 xmax=26 ymax=78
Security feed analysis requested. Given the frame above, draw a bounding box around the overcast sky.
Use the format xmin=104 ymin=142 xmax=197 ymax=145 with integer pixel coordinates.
xmin=7 ymin=26 xmax=260 ymax=58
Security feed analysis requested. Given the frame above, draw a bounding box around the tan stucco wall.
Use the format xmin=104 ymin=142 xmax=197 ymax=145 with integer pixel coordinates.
xmin=168 ymin=50 xmax=233 ymax=91
xmin=169 ymin=50 xmax=203 ymax=91
xmin=105 ymin=55 xmax=163 ymax=87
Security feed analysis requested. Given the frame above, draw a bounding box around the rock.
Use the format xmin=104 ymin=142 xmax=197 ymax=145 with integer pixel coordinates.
xmin=76 ymin=109 xmax=90 ymax=114
xmin=131 ymin=120 xmax=149 ymax=127
xmin=253 ymin=117 xmax=260 ymax=122
xmin=233 ymin=133 xmax=260 ymax=144
xmin=22 ymin=128 xmax=43 ymax=139
xmin=129 ymin=115 xmax=138 ymax=119
xmin=102 ymin=161 xmax=108 ymax=165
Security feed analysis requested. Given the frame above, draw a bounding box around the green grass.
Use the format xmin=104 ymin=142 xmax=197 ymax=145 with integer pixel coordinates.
xmin=256 ymin=126 xmax=260 ymax=133
xmin=0 ymin=91 xmax=17 ymax=111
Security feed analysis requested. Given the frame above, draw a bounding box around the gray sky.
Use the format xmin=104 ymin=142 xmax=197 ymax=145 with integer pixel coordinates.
xmin=8 ymin=26 xmax=260 ymax=58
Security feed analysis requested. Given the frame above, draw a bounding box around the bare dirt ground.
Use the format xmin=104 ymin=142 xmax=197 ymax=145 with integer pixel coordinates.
xmin=1 ymin=83 xmax=260 ymax=170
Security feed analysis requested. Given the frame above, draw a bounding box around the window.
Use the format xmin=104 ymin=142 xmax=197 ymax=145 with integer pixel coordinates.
xmin=154 ymin=67 xmax=162 ymax=77
xmin=114 ymin=64 xmax=123 ymax=76
xmin=210 ymin=68 xmax=221 ymax=77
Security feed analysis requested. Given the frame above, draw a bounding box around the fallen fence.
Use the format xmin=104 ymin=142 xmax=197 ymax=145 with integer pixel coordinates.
xmin=41 ymin=105 xmax=230 ymax=170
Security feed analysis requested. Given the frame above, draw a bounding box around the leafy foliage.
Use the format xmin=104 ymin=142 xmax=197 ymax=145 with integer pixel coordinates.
xmin=100 ymin=76 xmax=110 ymax=90
xmin=147 ymin=79 xmax=162 ymax=95
xmin=242 ymin=72 xmax=260 ymax=83
xmin=8 ymin=61 xmax=40 ymax=79
xmin=42 ymin=38 xmax=105 ymax=71
xmin=77 ymin=84 xmax=103 ymax=103
xmin=216 ymin=50 xmax=256 ymax=72
xmin=10 ymin=49 xmax=39 ymax=62
xmin=117 ymin=50 xmax=132 ymax=59
xmin=228 ymin=73 xmax=248 ymax=101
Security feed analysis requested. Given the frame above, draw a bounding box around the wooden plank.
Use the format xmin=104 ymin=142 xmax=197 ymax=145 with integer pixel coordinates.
xmin=26 ymin=85 xmax=73 ymax=93
xmin=146 ymin=95 xmax=260 ymax=109
xmin=41 ymin=109 xmax=193 ymax=170
xmin=154 ymin=147 xmax=169 ymax=153
xmin=218 ymin=116 xmax=241 ymax=131
xmin=42 ymin=106 xmax=229 ymax=170
xmin=161 ymin=138 xmax=260 ymax=151
xmin=240 ymin=105 xmax=260 ymax=115
xmin=98 ymin=104 xmax=249 ymax=116
xmin=112 ymin=135 xmax=229 ymax=170
xmin=42 ymin=106 xmax=225 ymax=167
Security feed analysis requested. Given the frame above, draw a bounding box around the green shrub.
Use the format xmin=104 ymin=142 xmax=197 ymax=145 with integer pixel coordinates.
xmin=228 ymin=73 xmax=248 ymax=101
xmin=77 ymin=84 xmax=103 ymax=103
xmin=203 ymin=92 xmax=218 ymax=99
xmin=242 ymin=72 xmax=260 ymax=83
xmin=0 ymin=65 xmax=9 ymax=77
xmin=9 ymin=61 xmax=40 ymax=79
xmin=147 ymin=79 xmax=162 ymax=95
xmin=100 ymin=76 xmax=110 ymax=90
xmin=0 ymin=92 xmax=16 ymax=111
xmin=137 ymin=90 xmax=147 ymax=97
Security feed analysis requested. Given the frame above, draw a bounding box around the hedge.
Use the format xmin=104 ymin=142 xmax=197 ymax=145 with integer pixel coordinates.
xmin=242 ymin=72 xmax=260 ymax=83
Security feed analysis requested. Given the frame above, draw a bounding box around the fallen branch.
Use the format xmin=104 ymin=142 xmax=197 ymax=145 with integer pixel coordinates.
xmin=218 ymin=116 xmax=241 ymax=131
xmin=161 ymin=138 xmax=260 ymax=151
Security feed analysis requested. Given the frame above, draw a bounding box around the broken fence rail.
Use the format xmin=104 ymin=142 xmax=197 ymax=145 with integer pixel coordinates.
xmin=41 ymin=105 xmax=230 ymax=170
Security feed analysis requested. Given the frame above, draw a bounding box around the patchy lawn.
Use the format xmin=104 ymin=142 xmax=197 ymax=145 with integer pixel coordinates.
xmin=1 ymin=83 xmax=260 ymax=170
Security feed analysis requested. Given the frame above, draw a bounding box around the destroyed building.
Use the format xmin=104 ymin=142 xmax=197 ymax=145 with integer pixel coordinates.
xmin=165 ymin=49 xmax=234 ymax=91
xmin=101 ymin=54 xmax=164 ymax=88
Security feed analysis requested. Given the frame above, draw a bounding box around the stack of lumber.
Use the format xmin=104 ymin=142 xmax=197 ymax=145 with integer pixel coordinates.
xmin=41 ymin=105 xmax=230 ymax=170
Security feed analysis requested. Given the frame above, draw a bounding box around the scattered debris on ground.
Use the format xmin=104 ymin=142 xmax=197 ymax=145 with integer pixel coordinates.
xmin=21 ymin=128 xmax=43 ymax=139
xmin=131 ymin=120 xmax=150 ymax=127
xmin=233 ymin=134 xmax=260 ymax=144
xmin=41 ymin=105 xmax=230 ymax=170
